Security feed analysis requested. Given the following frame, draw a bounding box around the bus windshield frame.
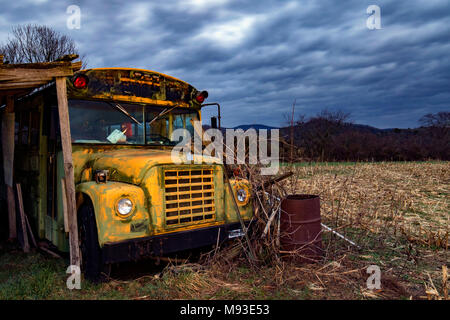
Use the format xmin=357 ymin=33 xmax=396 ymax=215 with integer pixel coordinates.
xmin=68 ymin=99 xmax=198 ymax=146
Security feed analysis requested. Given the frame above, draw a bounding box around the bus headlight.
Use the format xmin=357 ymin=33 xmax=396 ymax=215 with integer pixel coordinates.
xmin=116 ymin=198 xmax=134 ymax=217
xmin=234 ymin=183 xmax=250 ymax=206
xmin=237 ymin=188 xmax=247 ymax=203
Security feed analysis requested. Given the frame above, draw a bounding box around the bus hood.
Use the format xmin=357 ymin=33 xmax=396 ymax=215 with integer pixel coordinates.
xmin=73 ymin=147 xmax=222 ymax=185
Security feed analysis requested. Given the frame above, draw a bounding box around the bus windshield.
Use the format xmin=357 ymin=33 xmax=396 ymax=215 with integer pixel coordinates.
xmin=69 ymin=99 xmax=197 ymax=145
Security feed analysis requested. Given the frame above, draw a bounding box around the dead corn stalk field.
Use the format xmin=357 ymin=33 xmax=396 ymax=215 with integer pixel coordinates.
xmin=0 ymin=161 xmax=448 ymax=300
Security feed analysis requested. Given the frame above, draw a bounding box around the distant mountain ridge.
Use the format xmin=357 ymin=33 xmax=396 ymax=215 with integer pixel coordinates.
xmin=203 ymin=122 xmax=410 ymax=133
xmin=234 ymin=124 xmax=278 ymax=130
xmin=202 ymin=124 xmax=279 ymax=131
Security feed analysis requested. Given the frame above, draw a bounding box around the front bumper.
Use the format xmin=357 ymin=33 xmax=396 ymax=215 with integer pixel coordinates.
xmin=102 ymin=222 xmax=244 ymax=264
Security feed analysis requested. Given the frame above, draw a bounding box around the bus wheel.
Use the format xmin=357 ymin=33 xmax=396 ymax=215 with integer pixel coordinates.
xmin=78 ymin=202 xmax=108 ymax=282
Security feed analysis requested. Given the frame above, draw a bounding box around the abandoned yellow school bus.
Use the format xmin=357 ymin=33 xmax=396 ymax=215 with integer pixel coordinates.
xmin=13 ymin=67 xmax=253 ymax=280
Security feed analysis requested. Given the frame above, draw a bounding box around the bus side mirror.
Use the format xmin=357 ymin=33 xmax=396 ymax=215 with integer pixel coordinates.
xmin=210 ymin=116 xmax=217 ymax=129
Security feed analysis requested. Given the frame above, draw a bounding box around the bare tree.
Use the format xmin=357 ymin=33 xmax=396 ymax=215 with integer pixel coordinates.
xmin=419 ymin=111 xmax=449 ymax=142
xmin=295 ymin=114 xmax=306 ymax=127
xmin=0 ymin=24 xmax=85 ymax=66
xmin=314 ymin=109 xmax=351 ymax=126
xmin=419 ymin=112 xmax=450 ymax=128
xmin=300 ymin=109 xmax=352 ymax=161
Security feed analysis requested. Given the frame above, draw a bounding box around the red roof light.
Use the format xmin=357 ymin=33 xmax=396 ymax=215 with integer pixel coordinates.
xmin=73 ymin=75 xmax=88 ymax=89
xmin=195 ymin=90 xmax=208 ymax=103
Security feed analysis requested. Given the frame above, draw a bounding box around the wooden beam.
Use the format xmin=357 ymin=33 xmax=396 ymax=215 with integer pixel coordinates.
xmin=0 ymin=60 xmax=74 ymax=70
xmin=6 ymin=187 xmax=16 ymax=239
xmin=61 ymin=178 xmax=69 ymax=233
xmin=16 ymin=184 xmax=30 ymax=253
xmin=25 ymin=213 xmax=38 ymax=248
xmin=0 ymin=81 xmax=52 ymax=90
xmin=2 ymin=96 xmax=16 ymax=239
xmin=71 ymin=61 xmax=82 ymax=72
xmin=40 ymin=246 xmax=62 ymax=259
xmin=0 ymin=77 xmax=53 ymax=83
xmin=55 ymin=54 xmax=79 ymax=62
xmin=55 ymin=77 xmax=80 ymax=267
xmin=0 ymin=67 xmax=72 ymax=81
xmin=0 ymin=55 xmax=3 ymax=65
xmin=5 ymin=95 xmax=14 ymax=113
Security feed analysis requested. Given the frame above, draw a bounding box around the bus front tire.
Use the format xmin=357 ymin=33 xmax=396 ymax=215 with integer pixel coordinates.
xmin=78 ymin=202 xmax=107 ymax=282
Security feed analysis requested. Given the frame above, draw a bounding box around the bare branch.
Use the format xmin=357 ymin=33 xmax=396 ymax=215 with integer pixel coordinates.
xmin=0 ymin=24 xmax=86 ymax=66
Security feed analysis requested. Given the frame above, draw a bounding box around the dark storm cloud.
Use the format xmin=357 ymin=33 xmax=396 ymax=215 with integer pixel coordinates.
xmin=1 ymin=0 xmax=449 ymax=128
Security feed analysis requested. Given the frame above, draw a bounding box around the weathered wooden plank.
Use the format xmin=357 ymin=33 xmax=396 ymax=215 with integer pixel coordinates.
xmin=0 ymin=75 xmax=53 ymax=82
xmin=6 ymin=187 xmax=16 ymax=239
xmin=0 ymin=60 xmax=73 ymax=70
xmin=56 ymin=54 xmax=79 ymax=62
xmin=61 ymin=178 xmax=69 ymax=233
xmin=40 ymin=246 xmax=62 ymax=259
xmin=25 ymin=213 xmax=38 ymax=248
xmin=2 ymin=96 xmax=16 ymax=239
xmin=5 ymin=95 xmax=13 ymax=113
xmin=0 ymin=81 xmax=51 ymax=90
xmin=16 ymin=183 xmax=30 ymax=253
xmin=0 ymin=78 xmax=51 ymax=84
xmin=0 ymin=67 xmax=73 ymax=80
xmin=56 ymin=76 xmax=80 ymax=267
xmin=0 ymin=61 xmax=80 ymax=98
xmin=71 ymin=61 xmax=82 ymax=72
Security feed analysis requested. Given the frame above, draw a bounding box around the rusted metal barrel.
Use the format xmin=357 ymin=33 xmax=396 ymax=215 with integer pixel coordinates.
xmin=280 ymin=194 xmax=323 ymax=263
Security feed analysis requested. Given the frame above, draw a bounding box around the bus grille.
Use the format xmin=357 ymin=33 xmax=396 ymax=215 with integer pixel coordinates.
xmin=164 ymin=168 xmax=216 ymax=227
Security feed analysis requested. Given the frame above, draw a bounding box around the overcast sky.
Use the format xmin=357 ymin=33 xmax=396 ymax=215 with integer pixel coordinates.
xmin=1 ymin=0 xmax=449 ymax=128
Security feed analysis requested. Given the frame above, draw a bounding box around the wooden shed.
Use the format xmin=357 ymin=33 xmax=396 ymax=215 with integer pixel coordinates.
xmin=0 ymin=54 xmax=82 ymax=266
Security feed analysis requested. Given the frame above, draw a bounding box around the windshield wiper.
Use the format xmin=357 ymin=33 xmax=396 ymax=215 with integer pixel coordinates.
xmin=147 ymin=106 xmax=178 ymax=126
xmin=107 ymin=102 xmax=142 ymax=125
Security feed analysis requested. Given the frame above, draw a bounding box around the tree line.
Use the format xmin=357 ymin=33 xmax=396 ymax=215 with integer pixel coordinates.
xmin=280 ymin=110 xmax=449 ymax=162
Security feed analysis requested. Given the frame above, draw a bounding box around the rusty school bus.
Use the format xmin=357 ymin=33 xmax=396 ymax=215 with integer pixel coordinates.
xmin=13 ymin=68 xmax=253 ymax=280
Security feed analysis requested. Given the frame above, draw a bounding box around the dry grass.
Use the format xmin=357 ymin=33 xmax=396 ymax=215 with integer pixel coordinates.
xmin=207 ymin=161 xmax=449 ymax=300
xmin=0 ymin=161 xmax=448 ymax=300
xmin=285 ymin=162 xmax=448 ymax=249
